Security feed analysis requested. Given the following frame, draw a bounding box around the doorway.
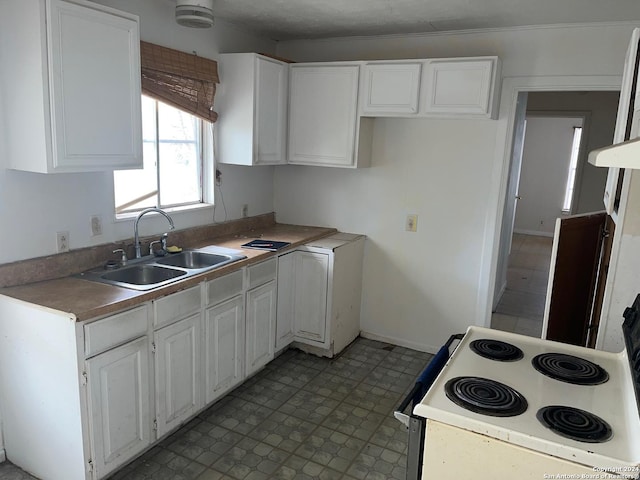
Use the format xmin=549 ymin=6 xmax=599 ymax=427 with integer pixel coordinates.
xmin=491 ymin=91 xmax=619 ymax=339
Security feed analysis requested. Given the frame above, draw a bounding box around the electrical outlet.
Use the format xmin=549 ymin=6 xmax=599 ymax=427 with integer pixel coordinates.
xmin=241 ymin=204 xmax=248 ymax=218
xmin=90 ymin=215 xmax=103 ymax=237
xmin=56 ymin=231 xmax=70 ymax=253
xmin=406 ymin=214 xmax=418 ymax=232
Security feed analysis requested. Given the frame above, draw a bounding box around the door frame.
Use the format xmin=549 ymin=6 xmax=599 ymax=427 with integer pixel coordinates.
xmin=493 ymin=110 xmax=591 ymax=310
xmin=478 ymin=75 xmax=621 ymax=333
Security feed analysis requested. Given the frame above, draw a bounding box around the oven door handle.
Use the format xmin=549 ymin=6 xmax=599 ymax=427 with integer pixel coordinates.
xmin=394 ymin=333 xmax=464 ymax=426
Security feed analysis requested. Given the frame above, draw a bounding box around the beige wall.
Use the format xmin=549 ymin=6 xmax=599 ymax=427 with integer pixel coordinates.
xmin=515 ymin=115 xmax=584 ymax=235
xmin=526 ymin=91 xmax=619 ymax=215
xmin=274 ymin=24 xmax=633 ymax=351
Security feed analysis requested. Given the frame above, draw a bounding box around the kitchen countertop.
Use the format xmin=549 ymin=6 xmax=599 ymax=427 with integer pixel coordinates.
xmin=0 ymin=223 xmax=336 ymax=322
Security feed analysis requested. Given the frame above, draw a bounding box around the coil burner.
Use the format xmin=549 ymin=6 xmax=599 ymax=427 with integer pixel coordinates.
xmin=445 ymin=376 xmax=528 ymax=417
xmin=537 ymin=406 xmax=612 ymax=443
xmin=470 ymin=339 xmax=524 ymax=362
xmin=532 ymin=353 xmax=609 ymax=385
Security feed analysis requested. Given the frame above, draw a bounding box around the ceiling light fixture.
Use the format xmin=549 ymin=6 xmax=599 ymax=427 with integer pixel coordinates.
xmin=175 ymin=0 xmax=215 ymax=28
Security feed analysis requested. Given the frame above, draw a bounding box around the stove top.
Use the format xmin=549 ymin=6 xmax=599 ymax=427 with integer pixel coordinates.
xmin=413 ymin=326 xmax=640 ymax=470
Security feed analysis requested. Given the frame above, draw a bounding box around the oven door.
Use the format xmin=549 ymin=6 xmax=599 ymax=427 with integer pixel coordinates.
xmin=394 ymin=334 xmax=463 ymax=480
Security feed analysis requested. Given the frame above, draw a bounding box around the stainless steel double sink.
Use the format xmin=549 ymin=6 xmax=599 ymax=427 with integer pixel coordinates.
xmin=76 ymin=246 xmax=247 ymax=291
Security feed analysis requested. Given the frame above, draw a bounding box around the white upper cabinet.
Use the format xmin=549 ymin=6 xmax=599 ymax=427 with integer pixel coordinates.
xmin=288 ymin=63 xmax=371 ymax=168
xmin=216 ymin=53 xmax=288 ymax=166
xmin=422 ymin=57 xmax=501 ymax=119
xmin=0 ymin=0 xmax=142 ymax=173
xmin=361 ymin=62 xmax=422 ymax=115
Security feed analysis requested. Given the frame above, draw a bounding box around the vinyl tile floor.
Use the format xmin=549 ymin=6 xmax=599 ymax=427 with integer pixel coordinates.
xmin=0 ymin=337 xmax=433 ymax=480
xmin=492 ymin=233 xmax=553 ymax=338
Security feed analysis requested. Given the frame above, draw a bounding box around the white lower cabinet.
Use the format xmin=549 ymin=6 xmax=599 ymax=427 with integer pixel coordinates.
xmin=275 ymin=253 xmax=296 ymax=350
xmin=245 ymin=259 xmax=277 ymax=376
xmin=154 ymin=314 xmax=203 ymax=438
xmin=292 ymin=252 xmax=330 ymax=344
xmin=205 ymin=295 xmax=244 ymax=403
xmin=86 ymin=336 xmax=152 ymax=478
xmin=276 ymin=233 xmax=365 ymax=357
xmin=0 ymin=237 xmax=363 ymax=479
xmin=246 ymin=280 xmax=277 ymax=376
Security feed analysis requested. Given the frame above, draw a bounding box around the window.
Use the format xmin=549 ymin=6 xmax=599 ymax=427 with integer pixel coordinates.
xmin=562 ymin=126 xmax=583 ymax=213
xmin=114 ymin=96 xmax=205 ymax=214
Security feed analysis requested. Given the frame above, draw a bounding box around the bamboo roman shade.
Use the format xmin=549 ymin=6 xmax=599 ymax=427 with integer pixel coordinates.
xmin=140 ymin=41 xmax=219 ymax=123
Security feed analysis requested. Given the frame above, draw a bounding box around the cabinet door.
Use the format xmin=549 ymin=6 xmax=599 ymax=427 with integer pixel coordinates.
xmin=361 ymin=63 xmax=421 ymax=115
xmin=204 ymin=295 xmax=244 ymax=404
xmin=48 ymin=0 xmax=142 ymax=171
xmin=255 ymin=56 xmax=288 ymax=165
xmin=288 ymin=65 xmax=360 ymax=167
xmin=294 ymin=252 xmax=329 ymax=344
xmin=246 ymin=281 xmax=277 ymax=377
xmin=154 ymin=314 xmax=203 ymax=437
xmin=422 ymin=59 xmax=495 ymax=117
xmin=276 ymin=252 xmax=296 ymax=350
xmin=86 ymin=336 xmax=152 ymax=478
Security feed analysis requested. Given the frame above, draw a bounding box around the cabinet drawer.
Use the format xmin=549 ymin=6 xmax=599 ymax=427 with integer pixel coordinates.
xmin=207 ymin=269 xmax=244 ymax=306
xmin=247 ymin=258 xmax=277 ymax=290
xmin=84 ymin=305 xmax=149 ymax=358
xmin=154 ymin=285 xmax=202 ymax=329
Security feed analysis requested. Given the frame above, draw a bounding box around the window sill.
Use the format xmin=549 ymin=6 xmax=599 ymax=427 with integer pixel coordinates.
xmin=114 ymin=203 xmax=215 ymax=223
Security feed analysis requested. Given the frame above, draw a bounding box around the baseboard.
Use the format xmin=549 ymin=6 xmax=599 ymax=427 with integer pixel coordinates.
xmin=359 ymin=330 xmax=440 ymax=355
xmin=0 ymin=448 xmax=6 ymax=463
xmin=513 ymin=229 xmax=554 ymax=238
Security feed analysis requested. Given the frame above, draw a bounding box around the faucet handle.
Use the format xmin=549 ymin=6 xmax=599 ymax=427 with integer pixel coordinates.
xmin=113 ymin=249 xmax=128 ymax=266
xmin=149 ymin=239 xmax=162 ymax=255
xmin=150 ymin=233 xmax=169 ymax=256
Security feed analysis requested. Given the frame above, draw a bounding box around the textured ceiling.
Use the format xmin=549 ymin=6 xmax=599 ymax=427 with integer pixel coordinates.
xmin=199 ymin=0 xmax=640 ymax=41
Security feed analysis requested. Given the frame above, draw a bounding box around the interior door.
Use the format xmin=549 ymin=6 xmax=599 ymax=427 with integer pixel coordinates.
xmin=542 ymin=211 xmax=607 ymax=346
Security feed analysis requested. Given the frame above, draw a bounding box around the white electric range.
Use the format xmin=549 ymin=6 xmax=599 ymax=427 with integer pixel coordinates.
xmin=405 ymin=303 xmax=640 ymax=480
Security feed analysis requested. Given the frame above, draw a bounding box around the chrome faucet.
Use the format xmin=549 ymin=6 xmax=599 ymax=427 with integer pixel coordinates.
xmin=133 ymin=208 xmax=175 ymax=258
